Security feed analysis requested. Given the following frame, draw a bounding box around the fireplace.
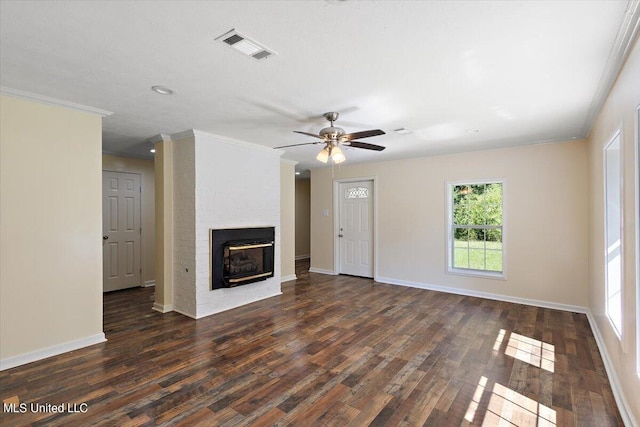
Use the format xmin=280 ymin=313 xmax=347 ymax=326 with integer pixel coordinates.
xmin=210 ymin=227 xmax=275 ymax=289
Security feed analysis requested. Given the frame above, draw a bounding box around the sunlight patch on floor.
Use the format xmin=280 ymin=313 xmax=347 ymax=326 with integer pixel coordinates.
xmin=505 ymin=332 xmax=555 ymax=372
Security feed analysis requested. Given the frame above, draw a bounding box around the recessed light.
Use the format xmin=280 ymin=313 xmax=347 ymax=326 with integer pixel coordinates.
xmin=466 ymin=129 xmax=480 ymax=133
xmin=394 ymin=128 xmax=413 ymax=135
xmin=151 ymin=86 xmax=173 ymax=95
xmin=150 ymin=148 xmax=156 ymax=153
xmin=295 ymin=171 xmax=301 ymax=175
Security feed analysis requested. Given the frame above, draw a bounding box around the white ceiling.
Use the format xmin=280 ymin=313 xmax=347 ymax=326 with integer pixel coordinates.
xmin=1 ymin=0 xmax=637 ymax=172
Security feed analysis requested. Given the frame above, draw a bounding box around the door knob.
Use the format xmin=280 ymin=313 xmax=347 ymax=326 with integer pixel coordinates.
xmin=103 ymin=235 xmax=109 ymax=240
xmin=338 ymin=234 xmax=344 ymax=238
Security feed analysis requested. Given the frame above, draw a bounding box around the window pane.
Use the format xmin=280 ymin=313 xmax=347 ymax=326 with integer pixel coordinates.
xmin=604 ymin=133 xmax=622 ymax=337
xmin=485 ymin=249 xmax=503 ymax=272
xmin=453 ymin=228 xmax=469 ymax=269
xmin=470 ymin=184 xmax=485 ymax=196
xmin=468 ymin=231 xmax=485 ymax=269
xmin=453 ymin=205 xmax=470 ymax=225
xmin=454 ymin=227 xmax=469 ymax=243
xmin=454 ymin=185 xmax=473 ymax=201
xmin=345 ymin=187 xmax=368 ymax=199
xmin=468 ymin=249 xmax=486 ymax=270
xmin=468 ymin=199 xmax=485 ymax=226
xmin=485 ymin=203 xmax=502 ymax=225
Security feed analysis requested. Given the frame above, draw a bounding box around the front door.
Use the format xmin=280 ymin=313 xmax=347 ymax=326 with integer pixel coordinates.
xmin=102 ymin=171 xmax=141 ymax=292
xmin=338 ymin=180 xmax=373 ymax=278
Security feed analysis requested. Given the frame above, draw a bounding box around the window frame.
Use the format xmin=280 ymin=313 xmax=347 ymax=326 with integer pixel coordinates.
xmin=446 ymin=179 xmax=506 ymax=280
xmin=603 ymin=129 xmax=624 ymax=340
xmin=635 ymin=104 xmax=640 ymax=376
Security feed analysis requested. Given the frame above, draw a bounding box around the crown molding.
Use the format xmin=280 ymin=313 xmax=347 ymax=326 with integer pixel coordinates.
xmin=169 ymin=129 xmax=281 ymax=156
xmin=582 ymin=0 xmax=640 ymax=136
xmin=147 ymin=133 xmax=172 ymax=144
xmin=0 ymin=86 xmax=113 ymax=117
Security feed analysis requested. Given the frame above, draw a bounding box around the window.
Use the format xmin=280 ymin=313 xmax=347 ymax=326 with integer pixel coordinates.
xmin=604 ymin=130 xmax=623 ymax=338
xmin=636 ymin=105 xmax=640 ymax=375
xmin=345 ymin=187 xmax=369 ymax=199
xmin=447 ymin=181 xmax=504 ymax=277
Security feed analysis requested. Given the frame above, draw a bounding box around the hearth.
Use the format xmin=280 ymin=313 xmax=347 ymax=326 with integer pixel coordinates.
xmin=210 ymin=227 xmax=275 ymax=289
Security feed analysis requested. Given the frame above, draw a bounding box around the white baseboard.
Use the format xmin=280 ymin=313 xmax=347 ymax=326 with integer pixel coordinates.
xmin=281 ymin=274 xmax=297 ymax=282
xmin=308 ymin=267 xmax=337 ymax=275
xmin=144 ymin=280 xmax=156 ymax=287
xmin=375 ymin=276 xmax=588 ymax=314
xmin=295 ymin=254 xmax=310 ymax=260
xmin=586 ymin=311 xmax=638 ymax=427
xmin=173 ymin=307 xmax=197 ymax=319
xmin=152 ymin=302 xmax=174 ymax=313
xmin=0 ymin=333 xmax=107 ymax=371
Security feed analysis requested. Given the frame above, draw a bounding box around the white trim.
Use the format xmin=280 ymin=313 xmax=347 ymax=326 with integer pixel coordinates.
xmin=147 ymin=133 xmax=172 ymax=144
xmin=173 ymin=307 xmax=197 ymax=319
xmin=308 ymin=267 xmax=337 ymax=275
xmin=375 ymin=276 xmax=588 ymax=314
xmin=587 ymin=311 xmax=638 ymax=427
xmin=152 ymin=302 xmax=174 ymax=313
xmin=333 ymin=177 xmax=377 ymax=277
xmin=281 ymin=274 xmax=297 ymax=282
xmin=0 ymin=333 xmax=106 ymax=371
xmin=170 ymin=129 xmax=281 ymax=156
xmin=295 ymin=254 xmax=310 ymax=260
xmin=0 ymin=86 xmax=113 ymax=117
xmin=581 ymin=0 xmax=640 ymax=136
xmin=144 ymin=280 xmax=156 ymax=287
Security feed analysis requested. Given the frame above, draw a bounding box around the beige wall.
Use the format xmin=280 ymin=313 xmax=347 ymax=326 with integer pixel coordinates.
xmin=295 ymin=179 xmax=311 ymax=258
xmin=280 ymin=162 xmax=296 ymax=279
xmin=102 ymin=154 xmax=155 ymax=285
xmin=154 ymin=139 xmax=174 ymax=311
xmin=0 ymin=95 xmax=104 ymax=362
xmin=311 ymin=139 xmax=589 ymax=307
xmin=587 ymin=35 xmax=639 ymax=425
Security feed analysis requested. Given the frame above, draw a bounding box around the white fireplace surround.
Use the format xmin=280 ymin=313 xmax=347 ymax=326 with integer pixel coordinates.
xmin=170 ymin=129 xmax=283 ymax=319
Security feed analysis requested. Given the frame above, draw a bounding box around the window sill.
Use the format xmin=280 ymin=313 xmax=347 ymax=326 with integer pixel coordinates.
xmin=447 ymin=268 xmax=506 ymax=281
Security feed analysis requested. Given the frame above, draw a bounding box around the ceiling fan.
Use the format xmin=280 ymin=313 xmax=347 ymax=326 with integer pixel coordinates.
xmin=274 ymin=112 xmax=386 ymax=164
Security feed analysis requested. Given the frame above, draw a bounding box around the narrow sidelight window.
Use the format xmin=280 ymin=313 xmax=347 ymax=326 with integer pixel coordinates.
xmin=604 ymin=130 xmax=623 ymax=339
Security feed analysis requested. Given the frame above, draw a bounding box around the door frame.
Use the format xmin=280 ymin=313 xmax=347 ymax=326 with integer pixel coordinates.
xmin=102 ymin=169 xmax=143 ymax=290
xmin=332 ymin=176 xmax=378 ymax=278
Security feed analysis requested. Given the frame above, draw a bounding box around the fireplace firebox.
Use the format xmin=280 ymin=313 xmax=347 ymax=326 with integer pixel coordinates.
xmin=210 ymin=227 xmax=275 ymax=289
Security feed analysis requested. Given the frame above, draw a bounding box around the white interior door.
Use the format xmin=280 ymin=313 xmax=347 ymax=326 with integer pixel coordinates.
xmin=102 ymin=171 xmax=141 ymax=292
xmin=339 ymin=180 xmax=373 ymax=278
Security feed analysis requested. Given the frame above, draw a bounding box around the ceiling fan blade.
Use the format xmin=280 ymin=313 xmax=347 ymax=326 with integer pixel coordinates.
xmin=273 ymin=142 xmax=322 ymax=149
xmin=346 ymin=141 xmax=386 ymax=151
xmin=341 ymin=129 xmax=385 ymax=141
xmin=293 ymin=130 xmax=325 ymax=139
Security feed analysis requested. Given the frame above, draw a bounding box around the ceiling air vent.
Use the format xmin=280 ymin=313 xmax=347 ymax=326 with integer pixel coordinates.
xmin=215 ymin=29 xmax=277 ymax=61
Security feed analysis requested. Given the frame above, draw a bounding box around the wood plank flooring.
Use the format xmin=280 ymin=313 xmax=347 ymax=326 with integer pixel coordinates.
xmin=1 ymin=260 xmax=623 ymax=426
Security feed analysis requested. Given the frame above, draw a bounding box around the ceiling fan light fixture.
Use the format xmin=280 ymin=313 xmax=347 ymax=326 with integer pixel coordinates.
xmin=316 ymin=147 xmax=330 ymax=163
xmin=331 ymin=145 xmax=346 ymax=164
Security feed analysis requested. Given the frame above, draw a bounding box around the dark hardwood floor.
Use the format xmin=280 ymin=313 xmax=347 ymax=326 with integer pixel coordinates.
xmin=1 ymin=260 xmax=622 ymax=426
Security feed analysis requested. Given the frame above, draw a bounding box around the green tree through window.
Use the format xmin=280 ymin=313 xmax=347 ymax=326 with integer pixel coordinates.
xmin=450 ymin=182 xmax=503 ymax=273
